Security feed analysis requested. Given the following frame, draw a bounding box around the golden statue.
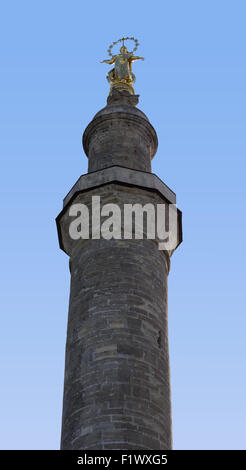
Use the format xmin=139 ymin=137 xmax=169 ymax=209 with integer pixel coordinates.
xmin=101 ymin=37 xmax=144 ymax=95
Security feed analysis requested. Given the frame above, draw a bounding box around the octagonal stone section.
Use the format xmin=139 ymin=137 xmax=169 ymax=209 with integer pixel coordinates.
xmin=56 ymin=181 xmax=182 ymax=263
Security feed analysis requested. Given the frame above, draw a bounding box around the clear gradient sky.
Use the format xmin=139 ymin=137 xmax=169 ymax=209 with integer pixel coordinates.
xmin=0 ymin=0 xmax=246 ymax=450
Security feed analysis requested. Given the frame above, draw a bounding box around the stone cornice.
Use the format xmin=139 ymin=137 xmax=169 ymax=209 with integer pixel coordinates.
xmin=62 ymin=165 xmax=176 ymax=209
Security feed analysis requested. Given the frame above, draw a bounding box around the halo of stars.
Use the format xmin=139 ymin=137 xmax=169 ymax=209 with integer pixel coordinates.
xmin=107 ymin=37 xmax=139 ymax=57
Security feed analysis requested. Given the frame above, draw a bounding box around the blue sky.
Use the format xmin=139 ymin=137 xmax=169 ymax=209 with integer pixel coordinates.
xmin=0 ymin=0 xmax=245 ymax=449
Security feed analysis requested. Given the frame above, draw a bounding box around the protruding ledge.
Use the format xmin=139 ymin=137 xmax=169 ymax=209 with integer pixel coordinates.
xmin=56 ymin=166 xmax=182 ymax=260
xmin=63 ymin=165 xmax=176 ymax=208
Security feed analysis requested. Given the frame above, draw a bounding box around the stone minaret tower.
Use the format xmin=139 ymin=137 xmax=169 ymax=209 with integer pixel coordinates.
xmin=56 ymin=39 xmax=182 ymax=450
